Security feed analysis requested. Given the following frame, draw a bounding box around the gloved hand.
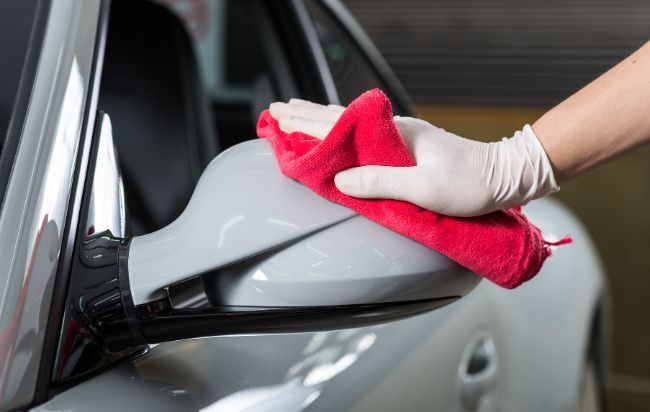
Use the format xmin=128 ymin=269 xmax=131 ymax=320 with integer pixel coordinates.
xmin=269 ymin=99 xmax=559 ymax=217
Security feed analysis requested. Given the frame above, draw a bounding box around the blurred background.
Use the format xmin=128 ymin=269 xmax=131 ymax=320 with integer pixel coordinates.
xmin=343 ymin=0 xmax=650 ymax=409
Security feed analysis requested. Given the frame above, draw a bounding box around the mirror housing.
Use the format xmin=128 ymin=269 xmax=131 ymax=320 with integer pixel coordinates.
xmin=127 ymin=139 xmax=479 ymax=308
xmin=57 ymin=114 xmax=479 ymax=381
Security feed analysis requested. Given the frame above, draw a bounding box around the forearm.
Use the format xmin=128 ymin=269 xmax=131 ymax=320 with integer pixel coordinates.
xmin=533 ymin=40 xmax=650 ymax=184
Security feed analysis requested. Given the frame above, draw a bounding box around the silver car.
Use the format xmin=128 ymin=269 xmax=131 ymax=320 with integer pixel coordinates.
xmin=0 ymin=0 xmax=608 ymax=411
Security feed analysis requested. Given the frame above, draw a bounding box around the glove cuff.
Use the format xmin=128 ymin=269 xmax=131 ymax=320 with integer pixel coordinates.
xmin=492 ymin=124 xmax=560 ymax=208
xmin=521 ymin=124 xmax=560 ymax=201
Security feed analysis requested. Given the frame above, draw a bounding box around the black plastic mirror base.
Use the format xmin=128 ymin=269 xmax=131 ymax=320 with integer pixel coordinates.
xmin=136 ymin=296 xmax=459 ymax=344
xmin=54 ymin=230 xmax=146 ymax=383
xmin=56 ymin=230 xmax=460 ymax=383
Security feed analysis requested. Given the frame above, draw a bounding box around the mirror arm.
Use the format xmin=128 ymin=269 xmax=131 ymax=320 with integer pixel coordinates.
xmin=135 ymin=296 xmax=459 ymax=344
xmin=68 ymin=230 xmax=459 ymax=353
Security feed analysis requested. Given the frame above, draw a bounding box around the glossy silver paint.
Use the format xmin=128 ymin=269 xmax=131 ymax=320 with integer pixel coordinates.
xmin=0 ymin=1 xmax=100 ymax=410
xmin=458 ymin=332 xmax=498 ymax=410
xmin=128 ymin=140 xmax=356 ymax=305
xmin=130 ymin=139 xmax=478 ymax=307
xmin=487 ymin=198 xmax=605 ymax=411
xmin=210 ymin=213 xmax=479 ymax=307
xmin=35 ymin=197 xmax=606 ymax=412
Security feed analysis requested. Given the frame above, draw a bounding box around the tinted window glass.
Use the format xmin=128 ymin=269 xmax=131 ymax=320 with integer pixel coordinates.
xmin=223 ymin=1 xmax=267 ymax=86
xmin=101 ymin=0 xmax=293 ymax=234
xmin=160 ymin=0 xmax=274 ymax=102
xmin=0 ymin=0 xmax=41 ymax=150
xmin=305 ymin=0 xmax=390 ymax=106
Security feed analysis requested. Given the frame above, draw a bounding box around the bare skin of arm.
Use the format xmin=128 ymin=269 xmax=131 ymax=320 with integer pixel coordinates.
xmin=534 ymin=40 xmax=650 ymax=183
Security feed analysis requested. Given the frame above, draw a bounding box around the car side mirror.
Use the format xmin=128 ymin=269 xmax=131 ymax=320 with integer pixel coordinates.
xmin=57 ymin=113 xmax=479 ymax=381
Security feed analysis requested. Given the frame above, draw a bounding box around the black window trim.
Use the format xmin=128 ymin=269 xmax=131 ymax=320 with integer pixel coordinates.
xmin=316 ymin=0 xmax=416 ymax=115
xmin=290 ymin=0 xmax=341 ymax=105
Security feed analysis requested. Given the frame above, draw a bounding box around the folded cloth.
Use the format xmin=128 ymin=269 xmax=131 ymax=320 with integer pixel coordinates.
xmin=256 ymin=89 xmax=570 ymax=288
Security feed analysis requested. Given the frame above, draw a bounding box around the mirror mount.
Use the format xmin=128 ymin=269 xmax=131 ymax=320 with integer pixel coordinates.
xmin=70 ymin=229 xmax=459 ymax=353
xmin=76 ymin=230 xmax=142 ymax=351
xmin=53 ymin=230 xmax=145 ymax=383
xmin=57 ymin=228 xmax=461 ymax=383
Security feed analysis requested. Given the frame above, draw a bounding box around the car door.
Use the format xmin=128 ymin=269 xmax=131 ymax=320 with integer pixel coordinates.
xmin=32 ymin=1 xmax=502 ymax=411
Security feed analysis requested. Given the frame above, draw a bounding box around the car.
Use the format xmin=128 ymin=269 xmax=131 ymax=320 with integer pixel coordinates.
xmin=0 ymin=0 xmax=609 ymax=411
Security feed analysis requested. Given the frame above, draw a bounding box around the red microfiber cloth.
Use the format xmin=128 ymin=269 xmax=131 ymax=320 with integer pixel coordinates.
xmin=256 ymin=89 xmax=570 ymax=288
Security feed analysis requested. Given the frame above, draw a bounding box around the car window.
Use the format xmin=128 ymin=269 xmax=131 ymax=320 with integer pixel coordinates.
xmin=161 ymin=0 xmax=269 ymax=102
xmin=304 ymin=0 xmax=392 ymax=106
xmin=156 ymin=0 xmax=303 ymax=148
xmin=99 ymin=0 xmax=302 ymax=235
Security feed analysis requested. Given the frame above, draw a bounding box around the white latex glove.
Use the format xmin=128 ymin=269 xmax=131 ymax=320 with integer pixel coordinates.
xmin=269 ymin=99 xmax=559 ymax=217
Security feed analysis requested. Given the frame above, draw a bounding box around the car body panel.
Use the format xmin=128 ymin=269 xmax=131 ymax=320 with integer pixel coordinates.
xmin=34 ymin=197 xmax=605 ymax=412
xmin=488 ymin=198 xmax=606 ymax=411
xmin=0 ymin=1 xmax=100 ymax=409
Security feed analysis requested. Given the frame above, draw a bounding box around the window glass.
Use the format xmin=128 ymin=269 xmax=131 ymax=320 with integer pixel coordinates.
xmin=159 ymin=0 xmax=270 ymax=102
xmin=0 ymin=0 xmax=41 ymax=151
xmin=304 ymin=0 xmax=390 ymax=106
xmin=101 ymin=0 xmax=293 ymax=234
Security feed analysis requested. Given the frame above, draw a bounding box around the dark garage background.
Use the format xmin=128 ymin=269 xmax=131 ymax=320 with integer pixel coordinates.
xmin=343 ymin=0 xmax=650 ymax=410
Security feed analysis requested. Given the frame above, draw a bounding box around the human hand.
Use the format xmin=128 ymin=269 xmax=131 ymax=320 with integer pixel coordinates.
xmin=269 ymin=99 xmax=559 ymax=217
